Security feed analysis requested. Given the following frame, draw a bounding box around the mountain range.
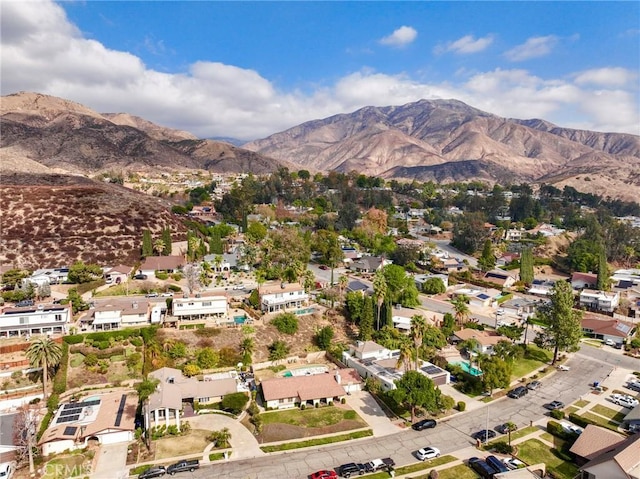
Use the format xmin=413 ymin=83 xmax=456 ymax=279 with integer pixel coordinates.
xmin=1 ymin=92 xmax=640 ymax=201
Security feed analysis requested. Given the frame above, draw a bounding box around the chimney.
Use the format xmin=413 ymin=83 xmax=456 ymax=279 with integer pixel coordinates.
xmin=132 ymin=301 xmax=138 ymax=309
xmin=356 ymin=340 xmax=364 ymax=348
xmin=335 ymin=372 xmax=341 ymax=384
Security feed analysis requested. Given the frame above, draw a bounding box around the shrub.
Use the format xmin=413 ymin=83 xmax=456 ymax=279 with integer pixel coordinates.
xmin=457 ymin=401 xmax=466 ymax=412
xmin=96 ymin=341 xmax=110 ymax=350
xmin=271 ymin=313 xmax=299 ymax=335
xmin=52 ymin=343 xmax=69 ymax=395
xmin=492 ymin=441 xmax=513 ymax=454
xmin=300 ymin=404 xmax=306 ymax=410
xmin=568 ymin=413 xmax=594 ymax=429
xmin=341 ymin=397 xmax=346 ymax=405
xmin=221 ymin=392 xmax=249 ymax=414
xmin=167 ymin=284 xmax=182 ymax=292
xmin=155 ymin=272 xmax=169 ymax=280
xmin=63 ymin=335 xmax=84 ymax=345
xmin=315 ymin=402 xmax=319 ymax=408
xmin=194 ymin=327 xmax=222 ymax=338
xmin=550 ymin=409 xmax=565 ymax=420
xmin=130 ymin=337 xmax=143 ymax=347
xmin=84 ymin=353 xmax=99 ymax=367
xmin=315 ymin=326 xmax=334 ymax=349
xmin=247 ymin=401 xmax=259 ymax=417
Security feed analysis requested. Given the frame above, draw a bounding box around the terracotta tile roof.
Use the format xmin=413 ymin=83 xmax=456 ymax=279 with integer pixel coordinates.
xmin=338 ymin=368 xmax=363 ymax=385
xmin=261 ymin=373 xmax=346 ymax=402
xmin=569 ymin=424 xmax=626 ymax=460
xmin=106 ymin=264 xmax=133 ymax=274
xmin=453 ymin=329 xmax=507 ymax=346
xmin=139 ymin=256 xmax=184 ymax=271
xmin=259 ymin=282 xmax=304 ymax=295
xmin=581 ymin=316 xmax=634 ymax=338
xmin=572 ymin=272 xmax=598 ymax=283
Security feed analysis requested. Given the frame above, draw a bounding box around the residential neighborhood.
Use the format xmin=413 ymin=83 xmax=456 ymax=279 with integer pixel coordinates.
xmin=1 ymin=172 xmax=640 ymax=479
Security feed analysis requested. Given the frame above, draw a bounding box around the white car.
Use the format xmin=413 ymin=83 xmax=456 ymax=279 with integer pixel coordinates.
xmin=503 ymin=458 xmax=525 ymax=470
xmin=160 ymin=292 xmax=173 ymax=297
xmin=557 ymin=365 xmax=571 ymax=371
xmin=415 ymin=446 xmax=441 ymax=461
xmin=560 ymin=422 xmax=583 ymax=435
xmin=232 ymin=284 xmax=246 ymax=290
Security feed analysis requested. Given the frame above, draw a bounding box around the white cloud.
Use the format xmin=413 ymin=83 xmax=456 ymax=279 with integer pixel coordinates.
xmin=1 ymin=1 xmax=637 ymax=139
xmin=574 ymin=67 xmax=637 ymax=87
xmin=434 ymin=34 xmax=494 ymax=55
xmin=504 ymin=35 xmax=559 ymax=61
xmin=379 ymin=26 xmax=418 ymax=47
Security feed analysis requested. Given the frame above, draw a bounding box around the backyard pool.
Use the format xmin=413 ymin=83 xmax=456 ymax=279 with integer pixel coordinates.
xmin=234 ymin=315 xmax=247 ymax=325
xmin=283 ymin=365 xmax=329 ymax=377
xmin=450 ymin=360 xmax=483 ymax=377
xmin=295 ymin=307 xmax=315 ymax=315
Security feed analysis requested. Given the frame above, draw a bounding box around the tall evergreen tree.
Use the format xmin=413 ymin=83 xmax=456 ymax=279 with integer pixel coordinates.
xmin=162 ymin=227 xmax=172 ymax=255
xmin=597 ymin=247 xmax=609 ymax=291
xmin=141 ymin=230 xmax=153 ymax=258
xmin=209 ymin=230 xmax=224 ymax=254
xmin=359 ymin=296 xmax=374 ymax=340
xmin=520 ymin=248 xmax=534 ymax=285
xmin=478 ymin=239 xmax=496 ymax=272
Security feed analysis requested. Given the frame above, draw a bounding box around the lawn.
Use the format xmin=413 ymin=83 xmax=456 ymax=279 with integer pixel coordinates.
xmin=154 ymin=429 xmax=211 ymax=460
xmin=582 ymin=339 xmax=603 ymax=348
xmin=365 ymin=457 xmax=457 ymax=479
xmin=581 ymin=412 xmax=623 ymax=431
xmin=70 ymin=353 xmax=85 ymax=368
xmin=590 ymin=404 xmax=626 ymax=422
xmin=574 ymin=399 xmax=590 ymax=408
xmin=259 ymin=430 xmax=373 ymax=452
xmin=485 ymin=426 xmax=538 ymax=450
xmin=566 ymin=406 xmax=580 ymax=415
xmin=517 ymin=439 xmax=578 ymax=479
xmin=42 ymin=453 xmax=93 ymax=479
xmin=434 ymin=464 xmax=480 ymax=479
xmin=510 ymin=345 xmax=553 ymax=380
xmin=261 ymin=407 xmax=367 ymax=428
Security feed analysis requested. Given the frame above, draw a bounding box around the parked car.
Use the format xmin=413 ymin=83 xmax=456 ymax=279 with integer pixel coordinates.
xmin=415 ymin=446 xmax=441 ymax=461
xmin=319 ymin=265 xmax=329 ymax=270
xmin=467 ymin=457 xmax=497 ymax=479
xmin=0 ymin=463 xmax=13 ymax=479
xmin=626 ymin=381 xmax=640 ymax=393
xmin=337 ymin=463 xmax=366 ymax=478
xmin=527 ymin=380 xmax=542 ymax=390
xmin=560 ymin=422 xmax=583 ymax=435
xmin=557 ymin=365 xmax=571 ymax=371
xmin=503 ymin=458 xmax=526 ymax=470
xmin=472 ymin=430 xmax=497 ymax=442
xmin=145 ymin=292 xmax=159 ymax=298
xmin=167 ymin=460 xmax=199 ymax=475
xmin=507 ymin=386 xmax=528 ymax=399
xmin=412 ymin=419 xmax=437 ymax=431
xmin=486 ymin=456 xmax=509 ymax=474
xmin=545 ymin=400 xmax=565 ymax=410
xmin=133 ymin=274 xmax=148 ymax=280
xmin=310 ymin=470 xmax=338 ymax=479
xmin=15 ymin=300 xmax=35 ymax=307
xmin=160 ymin=292 xmax=173 ymax=297
xmin=610 ymin=394 xmax=639 ymax=409
xmin=364 ymin=458 xmax=395 ymax=473
xmin=138 ymin=466 xmax=166 ymax=479
xmin=233 ymin=284 xmax=246 ymax=290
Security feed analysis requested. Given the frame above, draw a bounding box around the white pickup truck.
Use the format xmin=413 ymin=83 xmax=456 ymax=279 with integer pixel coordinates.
xmin=365 ymin=458 xmax=395 ymax=473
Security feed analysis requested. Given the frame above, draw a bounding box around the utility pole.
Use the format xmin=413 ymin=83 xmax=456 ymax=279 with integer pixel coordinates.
xmin=485 ymin=403 xmax=489 ymax=445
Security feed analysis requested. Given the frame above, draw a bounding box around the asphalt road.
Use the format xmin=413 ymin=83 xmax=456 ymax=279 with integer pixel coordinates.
xmin=182 ymin=353 xmax=616 ymax=479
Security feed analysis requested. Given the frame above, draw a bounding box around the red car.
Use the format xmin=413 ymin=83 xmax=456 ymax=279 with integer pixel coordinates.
xmin=309 ymin=471 xmax=338 ymax=479
xmin=319 ymin=265 xmax=329 ymax=270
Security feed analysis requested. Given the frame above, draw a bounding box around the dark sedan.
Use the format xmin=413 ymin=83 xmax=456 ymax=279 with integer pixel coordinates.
xmin=472 ymin=429 xmax=497 ymax=442
xmin=412 ymin=419 xmax=437 ymax=431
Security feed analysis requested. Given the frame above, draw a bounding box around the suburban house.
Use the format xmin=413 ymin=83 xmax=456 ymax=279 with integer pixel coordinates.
xmin=610 ymin=269 xmax=640 ymax=288
xmin=581 ymin=315 xmax=635 ymax=345
xmin=572 ymin=272 xmax=598 ymax=290
xmin=483 ymin=269 xmax=519 ymax=288
xmin=451 ymin=329 xmax=508 ymax=355
xmin=259 ymin=282 xmax=309 ymax=314
xmin=342 ymin=340 xmax=449 ymax=391
xmin=171 ymin=294 xmax=228 ymax=321
xmin=569 ymin=425 xmax=627 ymax=465
xmin=623 ymin=404 xmax=640 ymax=432
xmin=260 ymin=371 xmax=355 ymax=409
xmin=138 ymin=256 xmax=185 ymax=278
xmin=22 ymin=267 xmax=69 ymax=287
xmin=432 ymin=256 xmax=466 ymax=273
xmin=579 ymin=289 xmax=620 ymax=313
xmin=103 ymin=265 xmax=132 ymax=285
xmin=413 ymin=273 xmax=449 ymax=291
xmin=346 ymin=280 xmax=373 ymax=295
xmin=578 ymin=433 xmax=640 ymax=478
xmin=39 ymin=393 xmax=137 ymax=456
xmin=391 ymin=307 xmax=432 ymax=332
xmin=349 ymin=256 xmax=391 ymax=274
xmin=451 ymin=287 xmax=501 ymax=308
xmin=528 ymin=279 xmax=556 ymax=297
xmin=496 ymin=252 xmax=520 ymax=267
xmin=84 ymin=299 xmax=164 ymax=331
xmin=0 ymin=303 xmax=72 ymax=338
xmin=500 ymin=297 xmax=541 ymax=318
xmin=143 ymin=367 xmax=239 ymax=432
xmin=504 ymin=228 xmax=525 ymax=241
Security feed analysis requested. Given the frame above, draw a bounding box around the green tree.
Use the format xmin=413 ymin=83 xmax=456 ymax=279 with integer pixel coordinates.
xmin=271 ymin=313 xmax=299 ymax=334
xmin=441 ymin=313 xmax=455 ymax=338
xmin=25 ymin=338 xmax=62 ymax=402
xmin=395 ymin=340 xmax=414 ymax=372
xmin=67 ymin=261 xmax=102 ymax=284
xmin=373 ymin=270 xmax=388 ymax=330
xmin=196 ymin=348 xmax=219 ymax=369
xmin=391 ymin=370 xmax=439 ymax=422
xmin=183 ymin=363 xmax=202 ymax=377
xmin=519 ymin=248 xmax=534 ymax=285
xmin=452 ymin=295 xmax=470 ymax=326
xmin=534 ymin=281 xmax=583 ymax=364
xmin=597 ymin=247 xmax=609 ymax=291
xmin=478 ymin=239 xmax=496 ymax=272
xmin=239 ymin=337 xmax=255 ymax=365
xmin=245 ymin=221 xmax=268 ymax=243
xmin=208 ymin=428 xmax=232 ymax=448
xmin=504 ymin=421 xmax=518 ymax=446
xmin=496 ymin=325 xmax=525 ymax=342
xmin=268 ymin=340 xmax=290 ymax=362
xmin=153 ymin=239 xmax=165 ymax=256
xmin=359 ymin=296 xmax=375 ymax=340
xmin=478 ymin=355 xmax=511 ymax=395
xmin=314 ymin=230 xmax=344 ymax=294
xmin=221 ymin=393 xmax=249 ymax=414
xmin=316 ymin=326 xmax=334 ymax=350
xmin=63 ymin=288 xmax=88 ymax=313
xmin=142 ymin=229 xmax=153 ymax=258
xmin=162 ymin=227 xmax=172 ymax=255
xmin=1 ymin=269 xmax=30 ymax=287
xmin=382 ymin=264 xmax=420 ymax=307
xmin=135 ymin=377 xmax=160 ymax=402
xmin=410 ymin=315 xmax=427 ymax=371
xmin=422 ymin=278 xmax=446 ymax=295
xmin=208 ymin=230 xmax=224 ymax=255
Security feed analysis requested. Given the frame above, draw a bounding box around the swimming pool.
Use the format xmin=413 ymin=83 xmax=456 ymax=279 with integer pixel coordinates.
xmin=450 ymin=360 xmax=483 ymax=377
xmin=282 ymin=365 xmax=329 ymax=377
xmin=295 ymin=307 xmax=315 ymax=315
xmin=234 ymin=315 xmax=247 ymax=325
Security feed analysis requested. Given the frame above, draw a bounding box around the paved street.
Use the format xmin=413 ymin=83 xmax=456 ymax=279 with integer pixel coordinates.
xmin=178 ymin=353 xmax=617 ymax=479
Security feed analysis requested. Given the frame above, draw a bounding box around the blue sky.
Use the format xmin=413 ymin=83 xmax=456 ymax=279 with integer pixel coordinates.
xmin=2 ymin=1 xmax=639 ymax=139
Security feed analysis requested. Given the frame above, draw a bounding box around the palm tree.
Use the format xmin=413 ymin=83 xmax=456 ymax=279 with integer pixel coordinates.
xmin=410 ymin=315 xmax=427 ymax=371
xmin=338 ymin=275 xmax=348 ymax=304
xmin=213 ymin=254 xmax=224 ymax=274
xmin=153 ymin=239 xmax=165 ymax=256
xmin=452 ymin=295 xmax=470 ymax=327
xmin=302 ymin=269 xmax=315 ymax=293
xmin=373 ymin=270 xmax=387 ymax=331
xmin=396 ymin=340 xmax=414 ymax=372
xmin=25 ymin=338 xmax=62 ymax=402
xmin=145 ymin=340 xmax=163 ymax=369
xmin=239 ymin=337 xmax=255 ymax=364
xmin=504 ymin=421 xmax=517 ymax=446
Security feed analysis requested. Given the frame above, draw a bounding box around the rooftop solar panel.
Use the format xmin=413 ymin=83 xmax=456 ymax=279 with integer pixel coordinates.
xmin=114 ymin=394 xmax=127 ymax=427
xmin=63 ymin=426 xmax=77 ymax=436
xmin=60 ymin=408 xmax=82 ymax=416
xmin=63 ymin=403 xmax=80 ymax=410
xmin=81 ymin=399 xmax=101 ymax=407
xmin=56 ymin=415 xmax=80 ymax=424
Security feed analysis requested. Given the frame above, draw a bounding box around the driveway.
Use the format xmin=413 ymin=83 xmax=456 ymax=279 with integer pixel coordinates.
xmin=346 ymin=390 xmax=402 ymax=436
xmin=91 ymin=442 xmax=129 ymax=479
xmin=188 ymin=413 xmax=264 ymax=460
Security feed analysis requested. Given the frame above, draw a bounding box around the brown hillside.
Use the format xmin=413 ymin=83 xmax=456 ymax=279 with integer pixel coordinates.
xmin=0 ymin=173 xmax=187 ymax=269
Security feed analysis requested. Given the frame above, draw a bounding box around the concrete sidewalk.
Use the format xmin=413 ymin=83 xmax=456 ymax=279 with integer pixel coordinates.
xmin=346 ymin=390 xmax=403 ymax=436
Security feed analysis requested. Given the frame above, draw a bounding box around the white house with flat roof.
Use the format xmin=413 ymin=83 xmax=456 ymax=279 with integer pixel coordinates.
xmin=171 ymin=295 xmax=228 ymax=320
xmin=579 ymin=289 xmax=620 ymax=313
xmin=259 ymin=282 xmax=308 ymax=313
xmin=0 ymin=304 xmax=71 ymax=338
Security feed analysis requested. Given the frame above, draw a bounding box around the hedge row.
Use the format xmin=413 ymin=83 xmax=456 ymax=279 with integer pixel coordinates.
xmin=63 ymin=326 xmax=157 ymax=345
xmin=70 ymin=345 xmax=126 ymax=359
xmin=52 ymin=343 xmax=69 ymax=395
